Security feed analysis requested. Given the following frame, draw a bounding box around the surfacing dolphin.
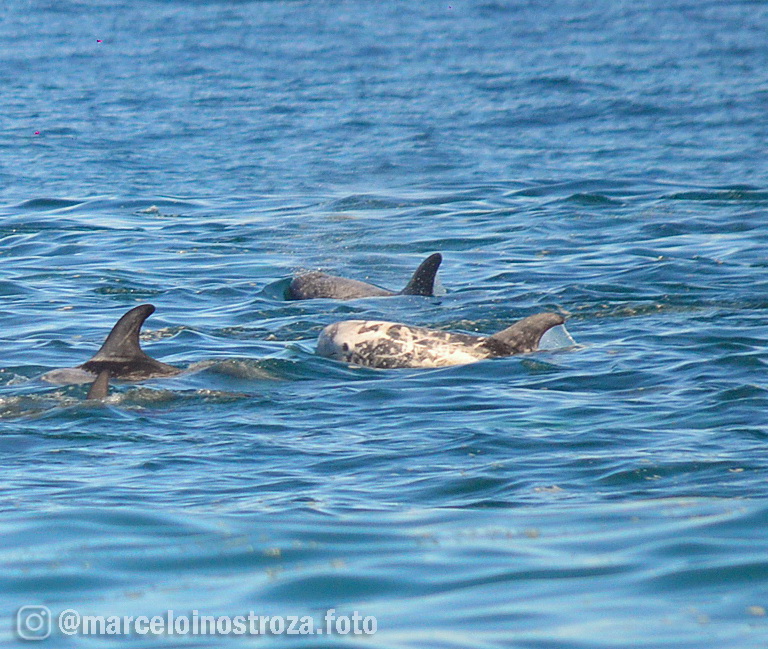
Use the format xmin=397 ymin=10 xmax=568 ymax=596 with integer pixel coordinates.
xmin=316 ymin=312 xmax=566 ymax=369
xmin=42 ymin=304 xmax=182 ymax=384
xmin=286 ymin=253 xmax=443 ymax=300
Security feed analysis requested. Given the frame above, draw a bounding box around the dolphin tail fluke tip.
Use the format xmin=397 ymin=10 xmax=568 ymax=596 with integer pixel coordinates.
xmin=490 ymin=312 xmax=566 ymax=353
xmin=86 ymin=369 xmax=110 ymax=400
xmin=400 ymin=253 xmax=442 ymax=296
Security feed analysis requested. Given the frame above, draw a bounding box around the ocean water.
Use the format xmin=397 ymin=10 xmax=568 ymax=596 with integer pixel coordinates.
xmin=1 ymin=1 xmax=767 ymax=647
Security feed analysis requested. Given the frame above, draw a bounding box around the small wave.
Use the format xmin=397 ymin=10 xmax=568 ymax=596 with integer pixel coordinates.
xmin=93 ymin=285 xmax=166 ymax=297
xmin=0 ymin=384 xmax=253 ymax=419
xmin=14 ymin=198 xmax=85 ymax=211
xmin=192 ymin=358 xmax=282 ymax=381
xmin=562 ymin=193 xmax=624 ymax=206
xmin=666 ymin=189 xmax=768 ymax=202
xmin=120 ymin=387 xmax=252 ymax=406
xmin=327 ymin=194 xmax=407 ymax=211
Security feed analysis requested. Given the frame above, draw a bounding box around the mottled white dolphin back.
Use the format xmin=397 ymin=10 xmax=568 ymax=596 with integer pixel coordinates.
xmin=316 ymin=313 xmax=566 ymax=369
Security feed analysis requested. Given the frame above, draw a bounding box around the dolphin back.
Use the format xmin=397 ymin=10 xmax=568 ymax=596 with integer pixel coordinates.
xmin=287 ymin=273 xmax=393 ymax=300
xmin=400 ymin=253 xmax=442 ymax=296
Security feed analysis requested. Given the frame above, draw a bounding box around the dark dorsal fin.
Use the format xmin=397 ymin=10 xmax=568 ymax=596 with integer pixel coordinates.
xmin=400 ymin=253 xmax=442 ymax=296
xmin=88 ymin=304 xmax=156 ymax=363
xmin=79 ymin=304 xmax=180 ymax=379
xmin=86 ymin=369 xmax=110 ymax=400
xmin=488 ymin=312 xmax=565 ymax=354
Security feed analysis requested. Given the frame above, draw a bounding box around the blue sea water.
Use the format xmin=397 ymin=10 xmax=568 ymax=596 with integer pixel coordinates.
xmin=1 ymin=0 xmax=768 ymax=647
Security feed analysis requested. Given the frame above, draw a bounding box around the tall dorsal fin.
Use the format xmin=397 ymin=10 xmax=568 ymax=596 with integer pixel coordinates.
xmin=86 ymin=369 xmax=110 ymax=400
xmin=400 ymin=253 xmax=442 ymax=296
xmin=87 ymin=304 xmax=156 ymax=364
xmin=79 ymin=304 xmax=180 ymax=379
xmin=489 ymin=312 xmax=565 ymax=354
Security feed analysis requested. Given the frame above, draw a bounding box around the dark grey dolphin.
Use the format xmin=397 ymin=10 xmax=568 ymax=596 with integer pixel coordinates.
xmin=287 ymin=253 xmax=442 ymax=300
xmin=42 ymin=304 xmax=181 ymax=384
xmin=316 ymin=312 xmax=566 ymax=369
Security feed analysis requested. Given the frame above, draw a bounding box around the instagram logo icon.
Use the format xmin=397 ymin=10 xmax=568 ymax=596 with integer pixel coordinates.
xmin=16 ymin=606 xmax=52 ymax=640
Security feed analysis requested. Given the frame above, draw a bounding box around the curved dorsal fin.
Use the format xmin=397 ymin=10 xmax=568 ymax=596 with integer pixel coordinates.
xmin=86 ymin=369 xmax=110 ymax=400
xmin=489 ymin=313 xmax=565 ymax=354
xmin=400 ymin=253 xmax=442 ymax=296
xmin=87 ymin=304 xmax=156 ymax=364
xmin=79 ymin=304 xmax=180 ymax=379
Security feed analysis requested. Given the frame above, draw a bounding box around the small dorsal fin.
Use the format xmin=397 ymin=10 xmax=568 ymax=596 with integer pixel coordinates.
xmin=489 ymin=313 xmax=565 ymax=354
xmin=86 ymin=369 xmax=110 ymax=400
xmin=400 ymin=253 xmax=442 ymax=296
